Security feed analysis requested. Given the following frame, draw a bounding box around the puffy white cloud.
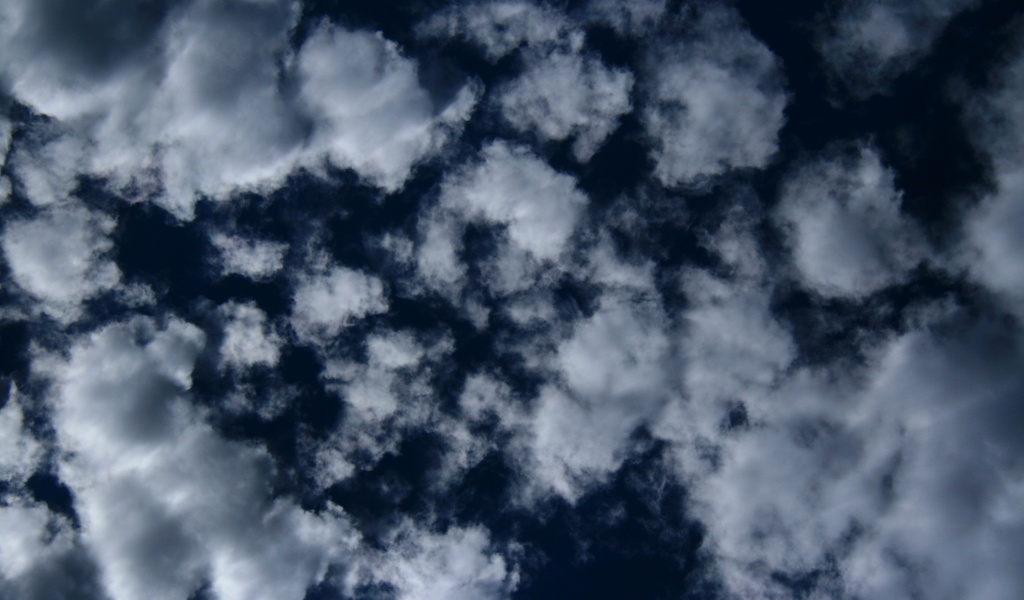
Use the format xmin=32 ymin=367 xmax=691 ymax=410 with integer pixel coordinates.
xmin=523 ymin=293 xmax=673 ymax=501
xmin=218 ymin=301 xmax=282 ymax=371
xmin=497 ymin=49 xmax=633 ymax=161
xmin=1 ymin=203 xmax=120 ymax=323
xmin=0 ymin=0 xmax=477 ymax=218
xmin=441 ymin=142 xmax=588 ymax=261
xmin=0 ymin=503 xmax=73 ymax=582
xmin=5 ymin=128 xmax=87 ymax=207
xmin=0 ymin=386 xmax=42 ymax=483
xmin=654 ymin=207 xmax=796 ymax=480
xmin=775 ymin=145 xmax=928 ymax=299
xmin=415 ymin=141 xmax=589 ymax=298
xmin=418 ymin=0 xmax=571 ymax=60
xmin=211 ymin=233 xmax=288 ymax=280
xmin=820 ymin=0 xmax=978 ymax=94
xmin=641 ymin=5 xmax=787 ymax=187
xmin=962 ymin=48 xmax=1024 ymax=321
xmin=291 ymin=266 xmax=389 ymax=342
xmin=367 ymin=521 xmax=519 ymax=600
xmin=296 ymin=24 xmax=480 ymax=192
xmin=37 ymin=317 xmax=358 ymax=600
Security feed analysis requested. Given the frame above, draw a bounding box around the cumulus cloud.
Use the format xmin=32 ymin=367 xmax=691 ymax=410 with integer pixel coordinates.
xmin=523 ymin=292 xmax=674 ymax=501
xmin=5 ymin=127 xmax=87 ymax=207
xmin=775 ymin=145 xmax=928 ymax=299
xmin=687 ymin=314 xmax=1024 ymax=600
xmin=654 ymin=210 xmax=796 ymax=479
xmin=365 ymin=521 xmax=519 ymax=600
xmin=315 ymin=330 xmax=452 ymax=485
xmin=291 ymin=266 xmax=389 ymax=342
xmin=641 ymin=4 xmax=787 ymax=187
xmin=820 ymin=0 xmax=978 ymax=94
xmin=296 ymin=23 xmax=480 ymax=192
xmin=210 ymin=233 xmax=288 ymax=280
xmin=1 ymin=203 xmax=120 ymax=323
xmin=418 ymin=0 xmax=571 ymax=60
xmin=0 ymin=0 xmax=477 ymax=218
xmin=218 ymin=301 xmax=282 ymax=372
xmin=417 ymin=141 xmax=589 ymax=298
xmin=35 ymin=317 xmax=358 ymax=600
xmin=497 ymin=49 xmax=633 ymax=161
xmin=0 ymin=386 xmax=41 ymax=484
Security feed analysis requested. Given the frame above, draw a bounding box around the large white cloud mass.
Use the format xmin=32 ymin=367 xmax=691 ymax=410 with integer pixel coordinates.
xmin=0 ymin=0 xmax=478 ymax=218
xmin=37 ymin=318 xmax=358 ymax=600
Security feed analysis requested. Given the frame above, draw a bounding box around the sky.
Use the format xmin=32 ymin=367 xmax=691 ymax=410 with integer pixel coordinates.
xmin=0 ymin=1 xmax=1022 ymax=599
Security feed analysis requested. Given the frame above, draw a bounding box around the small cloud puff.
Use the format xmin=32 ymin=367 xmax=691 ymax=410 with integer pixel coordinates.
xmin=1 ymin=203 xmax=120 ymax=324
xmin=775 ymin=145 xmax=928 ymax=299
xmin=641 ymin=4 xmax=787 ymax=187
xmin=291 ymin=266 xmax=389 ymax=342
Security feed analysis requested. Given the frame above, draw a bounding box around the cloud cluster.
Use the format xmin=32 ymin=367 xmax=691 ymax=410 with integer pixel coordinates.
xmin=1 ymin=3 xmax=1020 ymax=600
xmin=291 ymin=266 xmax=389 ymax=342
xmin=0 ymin=0 xmax=477 ymax=218
xmin=35 ymin=318 xmax=358 ymax=600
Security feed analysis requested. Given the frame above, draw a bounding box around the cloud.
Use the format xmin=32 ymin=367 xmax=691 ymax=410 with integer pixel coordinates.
xmin=35 ymin=317 xmax=358 ymax=600
xmin=296 ymin=23 xmax=480 ymax=192
xmin=415 ymin=141 xmax=589 ymax=300
xmin=581 ymin=0 xmax=669 ymax=36
xmin=651 ymin=205 xmax=797 ymax=491
xmin=0 ymin=114 xmax=12 ymax=204
xmin=291 ymin=266 xmax=389 ymax=342
xmin=775 ymin=145 xmax=928 ymax=299
xmin=218 ymin=301 xmax=282 ymax=372
xmin=687 ymin=314 xmax=1024 ymax=599
xmin=820 ymin=0 xmax=978 ymax=94
xmin=314 ymin=330 xmax=453 ymax=485
xmin=962 ymin=45 xmax=1024 ymax=321
xmin=4 ymin=126 xmax=87 ymax=207
xmin=0 ymin=386 xmax=42 ymax=484
xmin=365 ymin=521 xmax=519 ymax=600
xmin=418 ymin=1 xmax=571 ymax=60
xmin=1 ymin=203 xmax=120 ymax=323
xmin=497 ymin=48 xmax=634 ymax=161
xmin=523 ymin=292 xmax=674 ymax=501
xmin=641 ymin=4 xmax=787 ymax=187
xmin=210 ymin=233 xmax=288 ymax=280
xmin=0 ymin=0 xmax=478 ymax=218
